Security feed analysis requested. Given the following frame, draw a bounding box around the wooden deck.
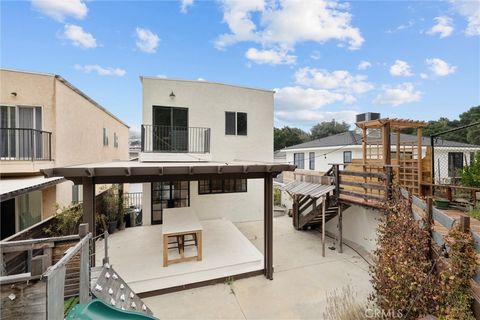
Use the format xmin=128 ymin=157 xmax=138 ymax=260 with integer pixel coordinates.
xmin=1 ymin=280 xmax=46 ymax=320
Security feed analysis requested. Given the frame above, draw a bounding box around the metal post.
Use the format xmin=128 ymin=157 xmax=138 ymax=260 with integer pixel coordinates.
xmin=264 ymin=173 xmax=274 ymax=280
xmin=82 ymin=177 xmax=96 ymax=266
xmin=322 ymin=196 xmax=326 ymax=257
xmin=103 ymin=231 xmax=109 ymax=265
xmin=338 ymin=205 xmax=343 ymax=254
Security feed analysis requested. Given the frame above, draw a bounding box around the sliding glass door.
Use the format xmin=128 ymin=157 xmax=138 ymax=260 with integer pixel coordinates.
xmin=152 ymin=106 xmax=188 ymax=152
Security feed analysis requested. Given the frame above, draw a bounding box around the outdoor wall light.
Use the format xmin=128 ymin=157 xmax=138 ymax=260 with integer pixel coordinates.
xmin=10 ymin=92 xmax=17 ymax=97
xmin=169 ymin=91 xmax=176 ymax=98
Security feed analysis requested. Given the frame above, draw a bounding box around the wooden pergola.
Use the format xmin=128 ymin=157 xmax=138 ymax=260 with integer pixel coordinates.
xmin=356 ymin=117 xmax=427 ymax=195
xmin=42 ymin=161 xmax=295 ymax=281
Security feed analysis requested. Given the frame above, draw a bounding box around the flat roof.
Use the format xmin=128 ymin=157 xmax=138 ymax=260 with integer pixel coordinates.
xmin=0 ymin=176 xmax=66 ymax=202
xmin=42 ymin=160 xmax=296 ymax=184
xmin=139 ymin=76 xmax=275 ymax=94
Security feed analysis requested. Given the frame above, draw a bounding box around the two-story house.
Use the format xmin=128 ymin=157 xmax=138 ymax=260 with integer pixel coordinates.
xmin=139 ymin=77 xmax=274 ymax=225
xmin=0 ymin=69 xmax=129 ymax=239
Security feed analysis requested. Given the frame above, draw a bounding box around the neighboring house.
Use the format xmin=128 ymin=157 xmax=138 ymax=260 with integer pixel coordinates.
xmin=0 ymin=68 xmax=129 ymax=239
xmin=282 ymin=130 xmax=480 ymax=184
xmin=139 ymin=77 xmax=274 ymax=224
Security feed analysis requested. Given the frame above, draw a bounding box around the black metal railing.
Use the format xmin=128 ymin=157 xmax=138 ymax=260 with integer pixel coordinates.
xmin=0 ymin=128 xmax=52 ymax=161
xmin=141 ymin=125 xmax=210 ymax=153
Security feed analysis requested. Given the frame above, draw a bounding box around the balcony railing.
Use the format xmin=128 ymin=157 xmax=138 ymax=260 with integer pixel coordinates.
xmin=141 ymin=125 xmax=210 ymax=153
xmin=0 ymin=128 xmax=52 ymax=161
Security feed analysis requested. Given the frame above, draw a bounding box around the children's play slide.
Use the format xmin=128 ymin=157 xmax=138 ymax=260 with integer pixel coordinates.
xmin=66 ymin=299 xmax=158 ymax=320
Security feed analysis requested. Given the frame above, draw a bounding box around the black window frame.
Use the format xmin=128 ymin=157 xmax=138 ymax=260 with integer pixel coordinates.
xmin=448 ymin=152 xmax=464 ymax=177
xmin=294 ymin=153 xmax=305 ymax=169
xmin=309 ymin=152 xmax=315 ymax=170
xmin=151 ymin=181 xmax=190 ymax=225
xmin=343 ymin=151 xmax=352 ymax=163
xmin=225 ymin=111 xmax=247 ymax=136
xmin=198 ymin=179 xmax=247 ymax=194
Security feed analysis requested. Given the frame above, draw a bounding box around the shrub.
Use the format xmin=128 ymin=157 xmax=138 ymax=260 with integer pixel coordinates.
xmin=369 ymin=189 xmax=442 ymax=318
xmin=43 ymin=204 xmax=82 ymax=236
xmin=438 ymin=227 xmax=477 ymax=320
xmin=461 ymin=152 xmax=480 ymax=187
xmin=324 ymin=285 xmax=369 ymax=320
xmin=274 ymin=187 xmax=282 ymax=207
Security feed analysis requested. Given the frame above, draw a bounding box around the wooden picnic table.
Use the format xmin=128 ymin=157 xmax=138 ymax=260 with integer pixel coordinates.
xmin=162 ymin=207 xmax=203 ymax=267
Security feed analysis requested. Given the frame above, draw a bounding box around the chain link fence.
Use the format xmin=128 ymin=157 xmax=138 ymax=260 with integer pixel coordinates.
xmin=431 ymin=122 xmax=480 ymax=185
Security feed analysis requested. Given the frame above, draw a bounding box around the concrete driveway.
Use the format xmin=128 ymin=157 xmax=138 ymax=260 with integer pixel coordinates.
xmin=143 ymin=215 xmax=372 ymax=320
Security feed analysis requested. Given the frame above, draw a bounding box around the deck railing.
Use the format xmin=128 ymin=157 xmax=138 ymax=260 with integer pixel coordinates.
xmin=141 ymin=124 xmax=210 ymax=153
xmin=0 ymin=128 xmax=52 ymax=161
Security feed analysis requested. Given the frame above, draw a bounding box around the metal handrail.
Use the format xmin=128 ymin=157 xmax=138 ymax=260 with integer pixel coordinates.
xmin=141 ymin=124 xmax=210 ymax=153
xmin=0 ymin=127 xmax=53 ymax=161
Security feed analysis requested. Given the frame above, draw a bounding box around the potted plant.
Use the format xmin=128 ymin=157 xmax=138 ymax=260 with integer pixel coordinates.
xmin=435 ymin=197 xmax=450 ymax=209
xmin=100 ymin=189 xmax=119 ymax=234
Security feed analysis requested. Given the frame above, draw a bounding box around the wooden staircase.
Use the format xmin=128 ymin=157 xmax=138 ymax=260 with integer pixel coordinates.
xmin=294 ymin=195 xmax=340 ymax=230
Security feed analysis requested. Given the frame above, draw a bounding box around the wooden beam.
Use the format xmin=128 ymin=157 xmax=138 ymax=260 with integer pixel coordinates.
xmin=396 ymin=128 xmax=401 ymax=184
xmin=339 ymin=170 xmax=387 ymax=180
xmin=417 ymin=127 xmax=423 ymax=195
xmin=340 ymin=190 xmax=385 ymax=201
xmin=339 ymin=180 xmax=386 ymax=191
xmin=382 ymin=122 xmax=391 ymax=165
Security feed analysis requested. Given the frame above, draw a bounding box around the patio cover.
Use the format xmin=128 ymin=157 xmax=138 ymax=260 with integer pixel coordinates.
xmin=284 ymin=181 xmax=335 ymax=199
xmin=41 ymin=160 xmax=296 ymax=282
xmin=0 ymin=176 xmax=66 ymax=202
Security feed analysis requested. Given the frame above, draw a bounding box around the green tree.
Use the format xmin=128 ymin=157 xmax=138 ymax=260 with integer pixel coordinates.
xmin=310 ymin=120 xmax=350 ymax=140
xmin=274 ymin=127 xmax=310 ymax=150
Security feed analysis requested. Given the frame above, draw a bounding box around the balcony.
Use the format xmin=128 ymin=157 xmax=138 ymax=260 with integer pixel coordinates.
xmin=1 ymin=128 xmax=52 ymax=161
xmin=141 ymin=125 xmax=210 ymax=154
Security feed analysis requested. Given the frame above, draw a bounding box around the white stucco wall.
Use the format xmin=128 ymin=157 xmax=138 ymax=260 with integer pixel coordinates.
xmin=325 ymin=205 xmax=382 ymax=254
xmin=140 ymin=78 xmax=274 ymax=225
xmin=141 ymin=77 xmax=273 ymax=163
xmin=284 ymin=146 xmax=363 ymax=172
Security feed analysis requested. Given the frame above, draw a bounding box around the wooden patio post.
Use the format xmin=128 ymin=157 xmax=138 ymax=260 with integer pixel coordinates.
xmin=82 ymin=177 xmax=96 ymax=266
xmin=382 ymin=122 xmax=391 ymax=165
xmin=417 ymin=127 xmax=423 ymax=195
xmin=396 ymin=128 xmax=401 ymax=184
xmin=264 ymin=173 xmax=274 ymax=280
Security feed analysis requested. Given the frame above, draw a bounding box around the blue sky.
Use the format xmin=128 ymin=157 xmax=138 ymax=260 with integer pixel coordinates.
xmin=1 ymin=0 xmax=479 ymax=132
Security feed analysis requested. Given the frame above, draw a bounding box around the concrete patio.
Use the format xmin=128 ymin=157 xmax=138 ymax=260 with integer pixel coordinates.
xmin=143 ymin=215 xmax=372 ymax=319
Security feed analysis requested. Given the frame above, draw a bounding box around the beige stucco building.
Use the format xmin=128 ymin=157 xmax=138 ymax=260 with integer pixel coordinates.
xmin=0 ymin=68 xmax=129 ymax=239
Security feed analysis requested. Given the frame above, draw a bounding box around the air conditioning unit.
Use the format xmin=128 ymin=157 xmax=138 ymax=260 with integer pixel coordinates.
xmin=356 ymin=112 xmax=381 ymax=123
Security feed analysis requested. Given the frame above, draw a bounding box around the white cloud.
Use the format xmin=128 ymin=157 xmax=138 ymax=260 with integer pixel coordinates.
xmin=245 ymin=47 xmax=296 ymax=65
xmin=74 ymin=64 xmax=126 ymax=77
xmin=197 ymin=78 xmax=206 ymax=81
xmin=180 ymin=0 xmax=194 ymax=13
xmin=31 ymin=0 xmax=87 ymax=21
xmin=156 ymin=74 xmax=168 ymax=78
xmin=63 ymin=24 xmax=97 ymax=49
xmin=215 ymin=0 xmax=364 ymax=65
xmin=275 ymin=109 xmax=357 ymax=126
xmin=135 ymin=27 xmax=160 ymax=53
xmin=425 ymin=58 xmax=457 ymax=76
xmin=275 ymin=86 xmax=353 ymax=112
xmin=374 ymin=82 xmax=422 ymax=106
xmin=427 ymin=16 xmax=454 ymax=38
xmin=294 ymin=67 xmax=374 ymax=94
xmin=450 ymin=0 xmax=480 ymax=36
xmin=420 ymin=73 xmax=429 ymax=79
xmin=357 ymin=60 xmax=372 ymax=70
xmin=389 ymin=60 xmax=413 ymax=77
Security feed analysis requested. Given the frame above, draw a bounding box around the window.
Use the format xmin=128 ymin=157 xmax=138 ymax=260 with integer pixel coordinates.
xmin=225 ymin=112 xmax=247 ymax=136
xmin=103 ymin=128 xmax=109 ymax=146
xmin=448 ymin=152 xmax=463 ymax=177
xmin=17 ymin=191 xmax=42 ymax=231
xmin=343 ymin=151 xmax=352 ymax=163
xmin=198 ymin=179 xmax=247 ymax=194
xmin=151 ymin=181 xmax=190 ymax=224
xmin=114 ymin=132 xmax=118 ymax=148
xmin=294 ymin=153 xmax=305 ymax=169
xmin=72 ymin=185 xmax=83 ymax=204
xmin=309 ymin=152 xmax=315 ymax=170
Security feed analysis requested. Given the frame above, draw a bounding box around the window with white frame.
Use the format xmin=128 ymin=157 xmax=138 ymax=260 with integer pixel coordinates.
xmin=343 ymin=151 xmax=352 ymax=163
xmin=309 ymin=152 xmax=315 ymax=170
xmin=294 ymin=153 xmax=305 ymax=169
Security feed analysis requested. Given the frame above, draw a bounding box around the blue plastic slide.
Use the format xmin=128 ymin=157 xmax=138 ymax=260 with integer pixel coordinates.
xmin=66 ymin=299 xmax=158 ymax=320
